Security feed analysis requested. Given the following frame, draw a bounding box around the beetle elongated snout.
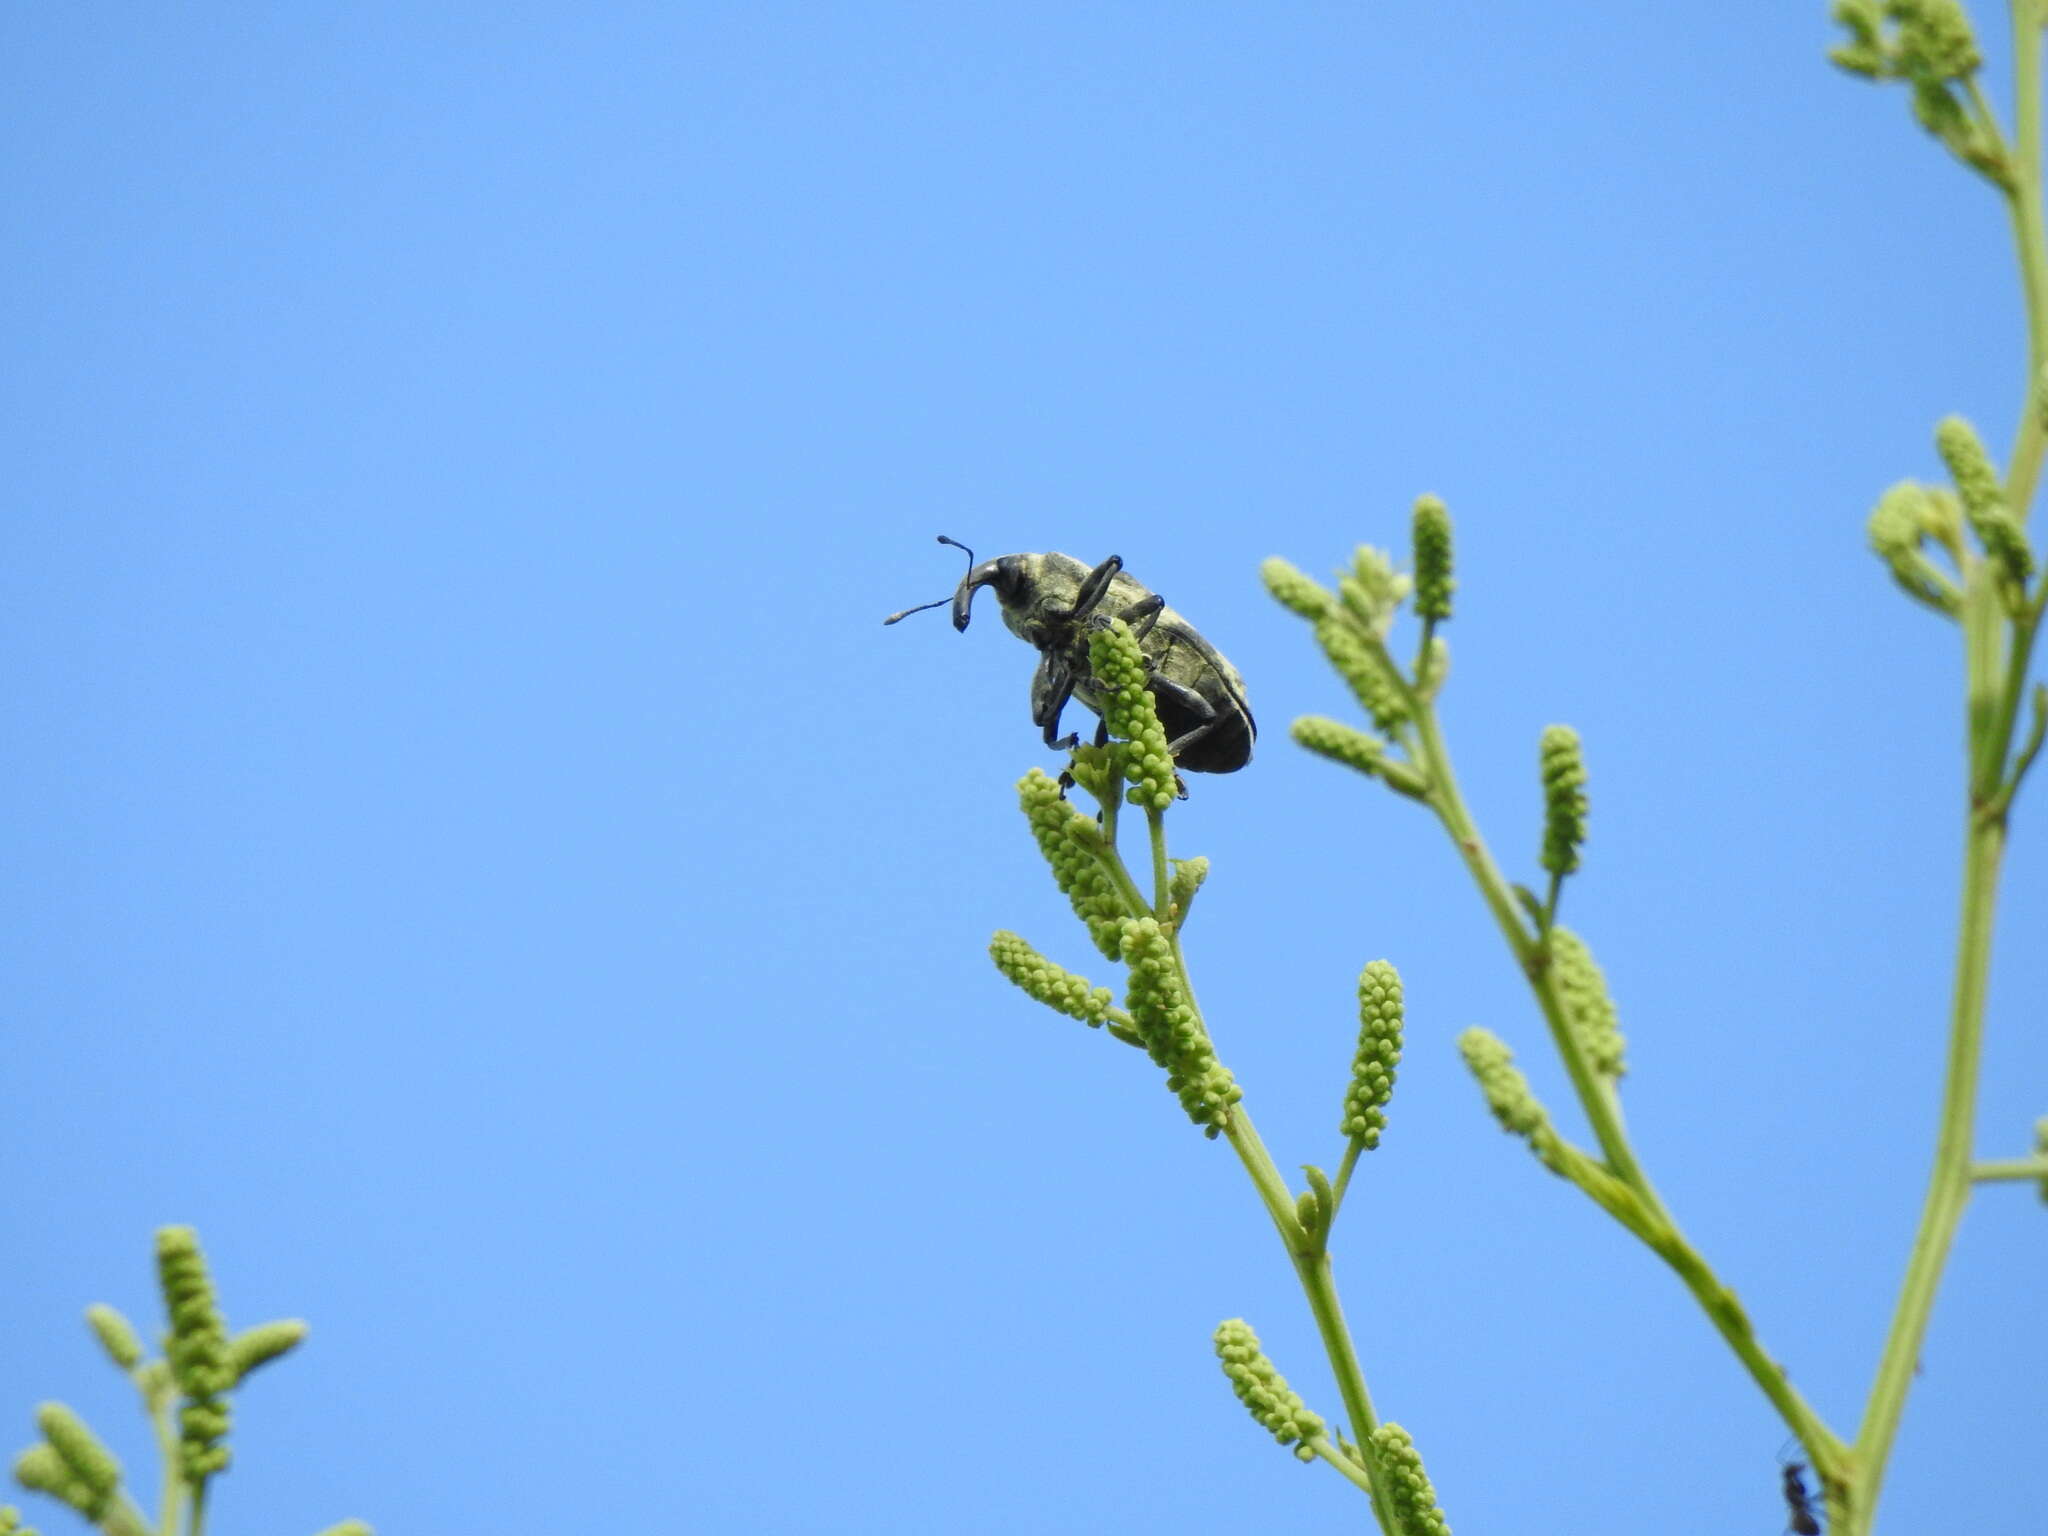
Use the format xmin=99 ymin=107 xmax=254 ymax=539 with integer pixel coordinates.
xmin=951 ymin=561 xmax=1004 ymax=631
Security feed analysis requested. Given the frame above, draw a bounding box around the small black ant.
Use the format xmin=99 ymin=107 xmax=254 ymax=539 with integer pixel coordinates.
xmin=1780 ymin=1456 xmax=1823 ymax=1535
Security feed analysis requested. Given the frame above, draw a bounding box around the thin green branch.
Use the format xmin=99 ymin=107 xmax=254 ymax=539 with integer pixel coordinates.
xmin=1969 ymin=1156 xmax=2048 ymax=1181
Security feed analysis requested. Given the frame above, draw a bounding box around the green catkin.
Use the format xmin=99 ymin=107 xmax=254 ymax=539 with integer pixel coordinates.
xmin=1411 ymin=496 xmax=1454 ymax=622
xmin=1086 ymin=622 xmax=1176 ymax=811
xmin=1371 ymin=1423 xmax=1452 ymax=1536
xmin=1457 ymin=1028 xmax=1564 ymax=1172
xmin=1167 ymin=857 xmax=1209 ymax=924
xmin=1289 ymin=717 xmax=1430 ymax=797
xmin=1550 ymin=927 xmax=1626 ymax=1078
xmin=84 ymin=1305 xmax=143 ymax=1372
xmin=1831 ymin=0 xmax=2005 ymax=181
xmin=1937 ymin=416 xmax=2035 ymax=589
xmin=1212 ymin=1320 xmax=1325 ymax=1461
xmin=1119 ymin=917 xmax=1240 ymax=1136
xmin=155 ymin=1226 xmax=232 ymax=1485
xmin=1017 ymin=769 xmax=1128 ymax=961
xmin=1338 ymin=546 xmax=1411 ymax=637
xmin=1539 ymin=726 xmax=1588 ymax=879
xmin=1342 ymin=961 xmax=1405 ymax=1148
xmin=1260 ymin=557 xmax=1336 ymax=621
xmin=8 ymin=1443 xmax=144 ymax=1535
xmin=1314 ymin=618 xmax=1409 ymax=733
xmin=31 ymin=1406 xmax=118 ymax=1514
xmin=1867 ymin=482 xmax=1965 ymax=614
xmin=988 ymin=931 xmax=1116 ymax=1027
xmin=227 ymin=1320 xmax=309 ymax=1385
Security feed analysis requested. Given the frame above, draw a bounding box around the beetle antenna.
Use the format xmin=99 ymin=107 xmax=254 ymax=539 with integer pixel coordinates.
xmin=882 ymin=535 xmax=977 ymax=624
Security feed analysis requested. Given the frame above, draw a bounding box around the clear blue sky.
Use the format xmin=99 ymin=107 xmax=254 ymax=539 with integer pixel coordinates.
xmin=5 ymin=6 xmax=2044 ymax=1533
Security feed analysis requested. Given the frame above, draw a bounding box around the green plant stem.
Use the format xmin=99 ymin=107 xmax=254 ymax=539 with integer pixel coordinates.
xmin=1305 ymin=1436 xmax=1380 ymax=1496
xmin=1968 ymin=1156 xmax=2048 ymax=1180
xmin=1853 ymin=805 xmax=2007 ymax=1529
xmin=188 ymin=1482 xmax=209 ymax=1536
xmin=1401 ymin=687 xmax=1857 ymax=1483
xmin=2012 ymin=1 xmax=2048 ymax=523
xmin=1408 ymin=701 xmax=1661 ymax=1208
xmin=146 ymin=1385 xmax=183 ymax=1536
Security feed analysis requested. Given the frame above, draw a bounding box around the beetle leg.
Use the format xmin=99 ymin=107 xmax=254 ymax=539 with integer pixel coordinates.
xmin=1032 ymin=653 xmax=1082 ymax=750
xmin=1120 ymin=592 xmax=1166 ymax=640
xmin=1067 ymin=554 xmax=1126 ymax=622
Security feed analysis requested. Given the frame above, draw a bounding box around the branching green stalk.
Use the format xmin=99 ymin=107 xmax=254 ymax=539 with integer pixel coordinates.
xmin=1968 ymin=1156 xmax=2048 ymax=1179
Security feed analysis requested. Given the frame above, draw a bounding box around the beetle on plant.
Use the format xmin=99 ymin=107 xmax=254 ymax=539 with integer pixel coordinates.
xmin=884 ymin=535 xmax=1256 ymax=778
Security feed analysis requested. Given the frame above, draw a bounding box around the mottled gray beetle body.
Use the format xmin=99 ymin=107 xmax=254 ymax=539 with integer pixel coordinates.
xmin=887 ymin=540 xmax=1255 ymax=775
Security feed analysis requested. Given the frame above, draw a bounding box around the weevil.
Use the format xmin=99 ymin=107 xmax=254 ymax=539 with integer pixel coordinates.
xmin=883 ymin=536 xmax=1255 ymax=776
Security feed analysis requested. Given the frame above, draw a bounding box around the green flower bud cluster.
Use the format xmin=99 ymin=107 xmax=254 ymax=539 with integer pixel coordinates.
xmin=1338 ymin=546 xmax=1412 ymax=639
xmin=1936 ymin=416 xmax=2035 ymax=600
xmin=1830 ymin=1 xmax=2006 ymax=184
xmin=1342 ymin=961 xmax=1405 ymax=1148
xmin=1539 ymin=726 xmax=1588 ymax=880
xmin=1167 ymin=856 xmax=1209 ymax=924
xmin=1086 ymin=621 xmax=1176 ymax=811
xmin=1868 ymin=481 xmax=1966 ymax=616
xmin=311 ymin=1522 xmax=375 ymax=1536
xmin=15 ymin=1408 xmax=117 ymax=1526
xmin=1064 ymin=742 xmax=1122 ymax=806
xmin=1017 ymin=769 xmax=1128 ymax=961
xmin=1290 ymin=717 xmax=1430 ymax=798
xmin=1121 ymin=916 xmax=1241 ymax=1136
xmin=228 ymin=1320 xmax=310 ymax=1385
xmin=1411 ymin=497 xmax=1455 ymax=622
xmin=989 ymin=930 xmax=1117 ymax=1027
xmin=85 ymin=1305 xmax=144 ymax=1372
xmin=157 ymin=1226 xmax=232 ymax=1485
xmin=1371 ymin=1423 xmax=1452 ymax=1536
xmin=1316 ymin=616 xmax=1410 ymax=734
xmin=1212 ymin=1319 xmax=1324 ymax=1461
xmin=1457 ymin=1028 xmax=1563 ymax=1172
xmin=0 ymin=1505 xmax=37 ymax=1536
xmin=1259 ymin=557 xmax=1336 ymax=621
xmin=1550 ymin=927 xmax=1626 ymax=1078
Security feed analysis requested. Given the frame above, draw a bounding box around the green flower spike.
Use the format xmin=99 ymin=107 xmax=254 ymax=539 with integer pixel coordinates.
xmin=989 ymin=930 xmax=1118 ymax=1028
xmin=1017 ymin=769 xmax=1128 ymax=962
xmin=29 ymin=1405 xmax=119 ymax=1517
xmin=84 ymin=1304 xmax=144 ymax=1372
xmin=1342 ymin=961 xmax=1405 ymax=1148
xmin=1290 ymin=716 xmax=1430 ymax=798
xmin=1167 ymin=856 xmax=1209 ymax=925
xmin=1119 ymin=916 xmax=1241 ymax=1136
xmin=1371 ymin=1423 xmax=1453 ymax=1536
xmin=1086 ymin=621 xmax=1176 ymax=811
xmin=0 ymin=1504 xmax=39 ymax=1536
xmin=1458 ymin=1028 xmax=1563 ymax=1173
xmin=1411 ymin=496 xmax=1454 ymax=623
xmin=1550 ymin=927 xmax=1626 ymax=1079
xmin=1314 ymin=617 xmax=1410 ymax=734
xmin=1064 ymin=741 xmax=1121 ymax=806
xmin=1260 ymin=557 xmax=1336 ymax=621
xmin=1337 ymin=546 xmax=1412 ymax=639
xmin=1539 ymin=726 xmax=1589 ymax=880
xmin=228 ymin=1319 xmax=309 ymax=1385
xmin=1868 ymin=481 xmax=1967 ymax=616
xmin=156 ymin=1226 xmax=232 ymax=1486
xmin=1212 ymin=1319 xmax=1325 ymax=1461
xmin=1936 ymin=416 xmax=2035 ymax=596
xmin=1831 ymin=1 xmax=2006 ymax=184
